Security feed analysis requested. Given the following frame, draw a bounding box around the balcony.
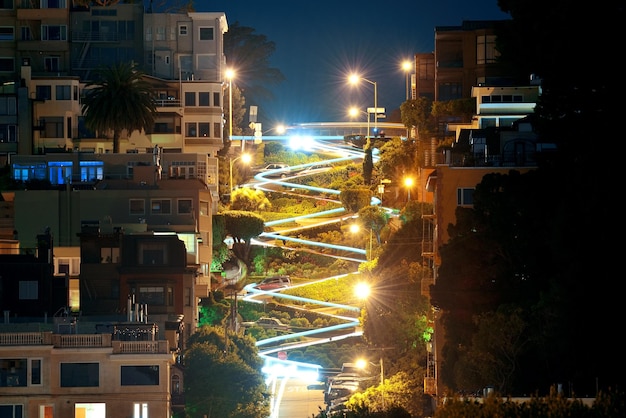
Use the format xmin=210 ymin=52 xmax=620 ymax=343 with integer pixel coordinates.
xmin=0 ymin=331 xmax=170 ymax=354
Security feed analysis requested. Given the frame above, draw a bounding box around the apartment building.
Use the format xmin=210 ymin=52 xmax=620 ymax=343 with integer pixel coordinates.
xmin=0 ymin=323 xmax=178 ymax=418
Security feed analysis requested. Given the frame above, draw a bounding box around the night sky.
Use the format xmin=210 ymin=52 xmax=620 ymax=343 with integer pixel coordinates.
xmin=154 ymin=0 xmax=510 ymax=125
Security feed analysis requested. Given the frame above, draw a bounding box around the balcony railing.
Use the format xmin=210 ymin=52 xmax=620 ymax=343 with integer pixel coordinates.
xmin=0 ymin=331 xmax=169 ymax=354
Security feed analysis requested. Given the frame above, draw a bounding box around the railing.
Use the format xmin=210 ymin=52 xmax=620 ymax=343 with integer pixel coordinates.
xmin=113 ymin=340 xmax=169 ymax=354
xmin=53 ymin=333 xmax=107 ymax=347
xmin=0 ymin=332 xmax=169 ymax=354
xmin=0 ymin=331 xmax=50 ymax=345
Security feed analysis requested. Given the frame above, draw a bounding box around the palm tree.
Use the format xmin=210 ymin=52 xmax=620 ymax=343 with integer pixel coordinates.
xmin=82 ymin=62 xmax=157 ymax=153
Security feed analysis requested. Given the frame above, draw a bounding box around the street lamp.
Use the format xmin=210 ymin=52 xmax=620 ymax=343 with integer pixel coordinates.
xmin=402 ymin=60 xmax=413 ymax=101
xmin=350 ymin=223 xmax=373 ymax=261
xmin=348 ymin=107 xmax=370 ymax=141
xmin=229 ymin=153 xmax=251 ymax=193
xmin=225 ymin=68 xmax=236 ymax=150
xmin=349 ymin=74 xmax=378 ymax=134
xmin=404 ymin=176 xmax=414 ymax=202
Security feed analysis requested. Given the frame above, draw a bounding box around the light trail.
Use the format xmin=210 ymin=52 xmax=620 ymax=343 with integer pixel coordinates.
xmin=247 ymin=137 xmax=378 ymax=414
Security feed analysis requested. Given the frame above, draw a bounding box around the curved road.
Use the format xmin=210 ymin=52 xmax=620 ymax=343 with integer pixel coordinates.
xmin=239 ymin=139 xmax=381 ymax=417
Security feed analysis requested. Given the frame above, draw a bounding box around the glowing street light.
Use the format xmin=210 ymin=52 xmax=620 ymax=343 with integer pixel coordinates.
xmin=229 ymin=153 xmax=252 ymax=193
xmin=225 ymin=68 xmax=236 ymax=150
xmin=348 ymin=107 xmax=370 ymax=142
xmin=349 ymin=74 xmax=378 ymax=134
xmin=350 ymin=223 xmax=373 ymax=261
xmin=404 ymin=177 xmax=414 ymax=202
xmin=402 ymin=60 xmax=413 ymax=101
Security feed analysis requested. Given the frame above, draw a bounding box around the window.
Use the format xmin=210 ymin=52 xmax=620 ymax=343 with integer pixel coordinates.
xmin=198 ymin=92 xmax=209 ymax=106
xmin=48 ymin=161 xmax=72 ymax=184
xmin=20 ymin=26 xmax=32 ymax=41
xmin=56 ymin=85 xmax=71 ymax=100
xmin=199 ymin=201 xmax=209 ymax=216
xmin=177 ymin=198 xmax=192 ymax=214
xmin=36 ymin=85 xmax=52 ymax=101
xmin=121 ymin=365 xmax=159 ymax=386
xmin=197 ymin=54 xmax=216 ymax=70
xmin=184 ymin=287 xmax=191 ymax=306
xmin=55 ymin=257 xmax=80 ymax=276
xmin=60 ymin=363 xmax=99 ymax=387
xmin=214 ymin=122 xmax=221 ymax=139
xmin=39 ymin=405 xmax=53 ymax=418
xmin=198 ymin=122 xmax=209 ymax=137
xmin=457 ymin=188 xmax=474 ymax=206
xmin=137 ymin=286 xmax=169 ymax=305
xmin=30 ymin=359 xmax=42 ymax=386
xmin=476 ymin=34 xmax=499 ymax=65
xmin=0 ymin=405 xmax=22 ymax=418
xmin=0 ymin=97 xmax=16 ymax=115
xmin=0 ymin=125 xmax=17 ymax=142
xmin=151 ymin=199 xmax=171 ymax=215
xmin=186 ymin=122 xmax=197 ymax=137
xmin=438 ymin=82 xmax=462 ymax=101
xmin=129 ymin=199 xmax=145 ymax=215
xmin=0 ymin=27 xmax=14 ymax=41
xmin=19 ymin=281 xmax=37 ymax=300
xmin=0 ymin=359 xmax=27 ymax=387
xmin=44 ymin=57 xmax=60 ymax=72
xmin=199 ymin=27 xmax=214 ymax=41
xmin=41 ymin=25 xmax=67 ymax=41
xmin=0 ymin=57 xmax=13 ymax=72
xmin=156 ymin=26 xmax=165 ymax=41
xmin=0 ymin=0 xmax=14 ymax=10
xmin=79 ymin=161 xmax=104 ymax=182
xmin=179 ymin=25 xmax=188 ymax=36
xmin=133 ymin=403 xmax=148 ymax=418
xmin=42 ymin=0 xmax=66 ymax=7
xmin=41 ymin=116 xmax=63 ymax=138
xmin=184 ymin=92 xmax=195 ymax=106
xmin=213 ymin=92 xmax=220 ymax=107
xmin=140 ymin=241 xmax=166 ymax=265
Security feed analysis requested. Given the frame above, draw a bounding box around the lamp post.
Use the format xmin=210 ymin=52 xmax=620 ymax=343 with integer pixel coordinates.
xmin=348 ymin=107 xmax=370 ymax=142
xmin=225 ymin=68 xmax=236 ymax=150
xmin=229 ymin=153 xmax=251 ymax=193
xmin=402 ymin=60 xmax=412 ymax=101
xmin=404 ymin=176 xmax=414 ymax=202
xmin=350 ymin=223 xmax=373 ymax=261
xmin=349 ymin=74 xmax=378 ymax=134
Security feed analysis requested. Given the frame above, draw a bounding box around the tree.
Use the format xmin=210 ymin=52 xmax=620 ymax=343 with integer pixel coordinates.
xmin=223 ymin=210 xmax=265 ymax=265
xmin=400 ymin=97 xmax=435 ymax=138
xmin=82 ymin=62 xmax=157 ymax=153
xmin=223 ymin=23 xmax=286 ymax=108
xmin=356 ymin=206 xmax=389 ymax=247
xmin=184 ymin=326 xmax=270 ymax=418
xmin=230 ymin=187 xmax=271 ymax=212
xmin=339 ymin=188 xmax=372 ymax=213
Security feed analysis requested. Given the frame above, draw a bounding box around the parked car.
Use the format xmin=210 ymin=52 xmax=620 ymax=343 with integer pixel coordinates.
xmin=241 ymin=317 xmax=289 ymax=330
xmin=253 ymin=275 xmax=292 ymax=291
xmin=301 ymin=163 xmax=333 ymax=174
xmin=254 ymin=163 xmax=291 ymax=178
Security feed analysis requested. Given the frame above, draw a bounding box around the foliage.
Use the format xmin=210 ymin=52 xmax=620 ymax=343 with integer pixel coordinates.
xmin=433 ymin=388 xmax=625 ymax=418
xmin=430 ymin=98 xmax=475 ymax=122
xmin=82 ymin=62 xmax=157 ymax=153
xmin=400 ymin=96 xmax=436 ymax=137
xmin=222 ymin=23 xmax=285 ymax=106
xmin=374 ymin=138 xmax=417 ymax=187
xmin=222 ymin=210 xmax=265 ymax=265
xmin=345 ymin=372 xmax=424 ymax=416
xmin=340 ymin=188 xmax=373 ymax=213
xmin=230 ymin=187 xmax=272 ymax=211
xmin=183 ymin=326 xmax=270 ymax=418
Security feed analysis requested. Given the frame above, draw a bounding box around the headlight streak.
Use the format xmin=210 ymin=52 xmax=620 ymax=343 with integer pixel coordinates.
xmin=249 ymin=137 xmax=382 ymax=412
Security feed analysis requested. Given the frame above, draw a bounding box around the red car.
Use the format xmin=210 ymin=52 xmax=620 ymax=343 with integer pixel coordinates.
xmin=253 ymin=276 xmax=291 ymax=291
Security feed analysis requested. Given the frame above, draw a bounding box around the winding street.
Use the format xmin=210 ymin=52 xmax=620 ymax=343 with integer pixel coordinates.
xmin=240 ymin=138 xmax=372 ymax=417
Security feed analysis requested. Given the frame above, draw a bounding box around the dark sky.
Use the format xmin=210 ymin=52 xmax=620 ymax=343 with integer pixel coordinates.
xmin=155 ymin=0 xmax=510 ymax=125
